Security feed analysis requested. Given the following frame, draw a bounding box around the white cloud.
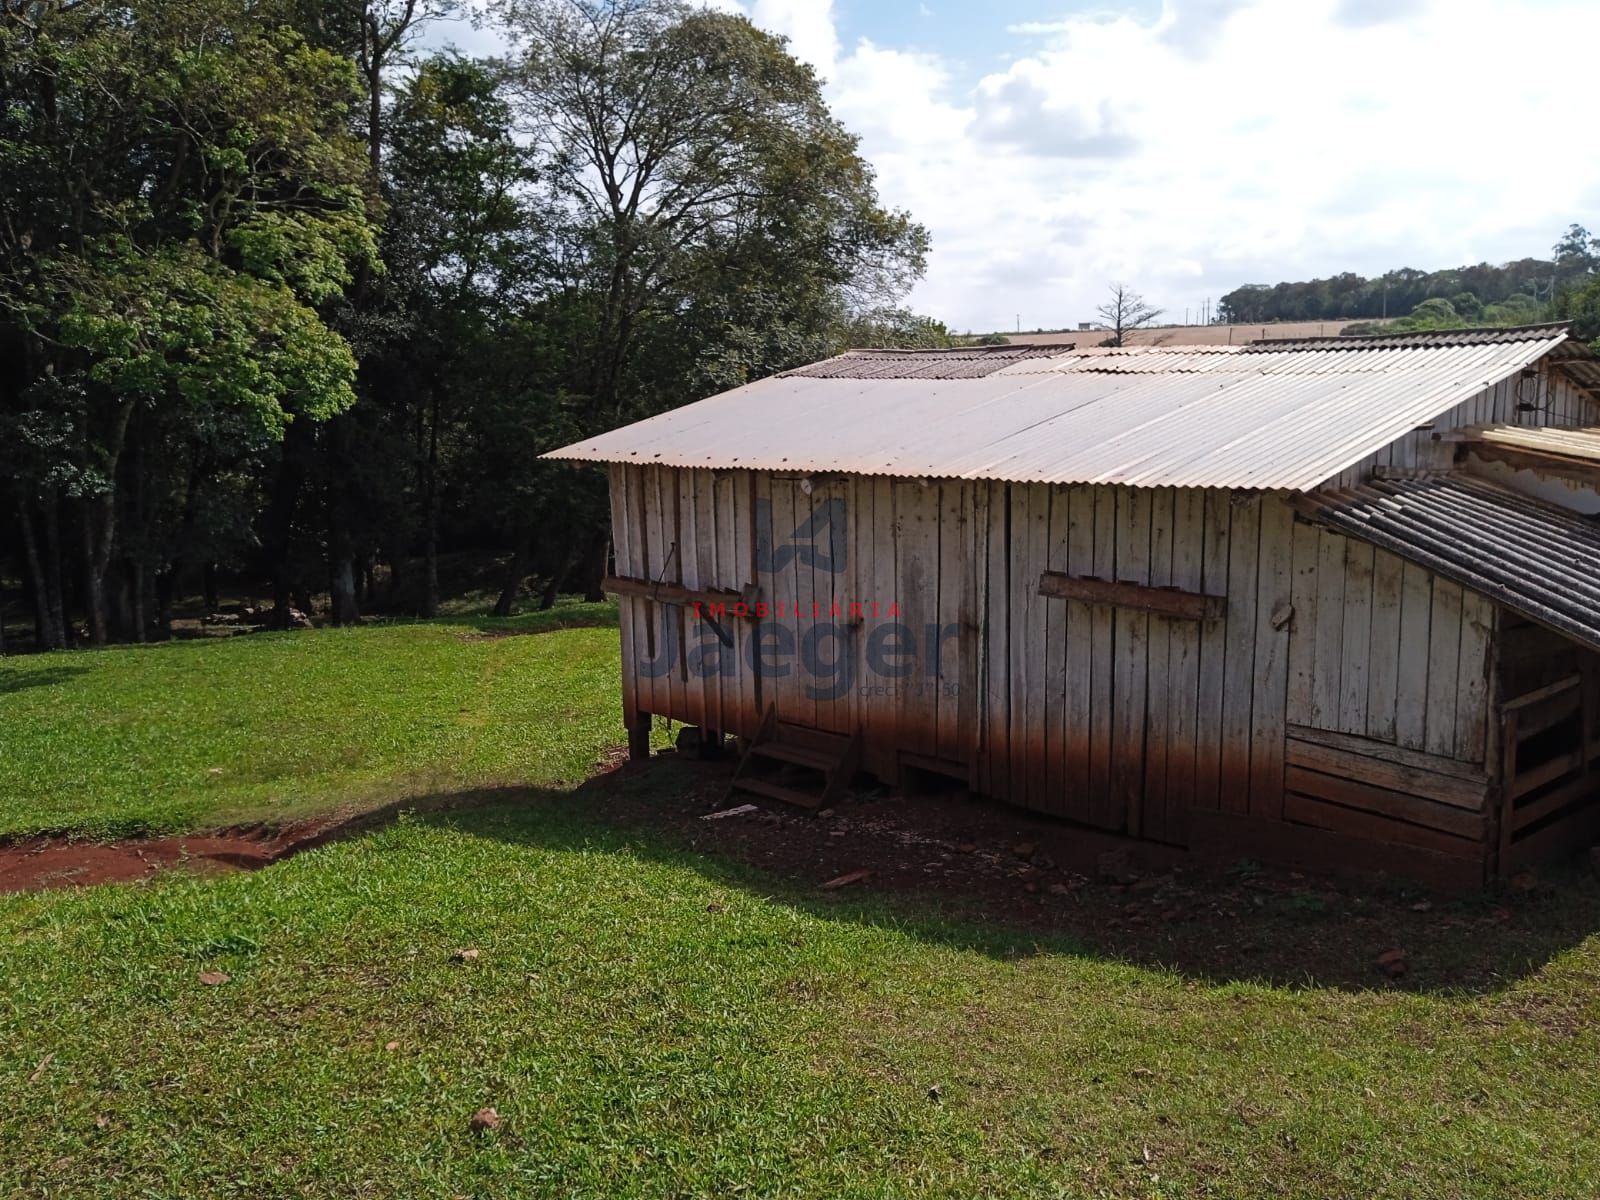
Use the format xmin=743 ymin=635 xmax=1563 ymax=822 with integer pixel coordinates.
xmin=740 ymin=0 xmax=1600 ymax=332
xmin=747 ymin=0 xmax=841 ymax=77
xmin=443 ymin=0 xmax=1600 ymax=333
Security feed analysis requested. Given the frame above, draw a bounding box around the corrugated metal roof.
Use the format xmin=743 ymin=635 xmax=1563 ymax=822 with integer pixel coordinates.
xmin=781 ymin=345 xmax=1066 ymax=379
xmin=1245 ymin=323 xmax=1574 ymax=352
xmin=544 ymin=325 xmax=1579 ymax=491
xmin=1460 ymin=423 xmax=1600 ymax=465
xmin=1550 ymin=339 xmax=1600 ymax=392
xmin=1293 ymin=475 xmax=1600 ymax=653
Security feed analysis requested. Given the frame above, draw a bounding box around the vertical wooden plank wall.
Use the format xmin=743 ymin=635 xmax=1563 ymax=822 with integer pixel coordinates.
xmin=1284 ymin=520 xmax=1494 ymax=765
xmin=977 ymin=483 xmax=1294 ymax=841
xmin=610 ymin=464 xmax=1500 ymax=863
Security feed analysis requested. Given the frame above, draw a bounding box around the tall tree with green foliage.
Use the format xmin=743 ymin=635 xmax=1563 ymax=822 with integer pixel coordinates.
xmin=488 ymin=0 xmax=928 ymax=596
xmin=1 ymin=0 xmax=376 ymax=644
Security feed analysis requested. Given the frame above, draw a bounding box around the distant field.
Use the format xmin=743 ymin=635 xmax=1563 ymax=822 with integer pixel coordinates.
xmin=3 ymin=615 xmax=1600 ymax=1197
xmin=0 ymin=603 xmax=624 ymax=840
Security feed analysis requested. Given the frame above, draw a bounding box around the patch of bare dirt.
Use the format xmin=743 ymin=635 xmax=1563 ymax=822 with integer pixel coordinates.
xmin=0 ymin=825 xmax=319 ymax=893
xmin=0 ymin=790 xmax=500 ymax=895
xmin=584 ymin=752 xmax=1600 ymax=994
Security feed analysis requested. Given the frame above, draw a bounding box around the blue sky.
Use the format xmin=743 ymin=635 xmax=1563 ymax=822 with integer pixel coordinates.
xmin=831 ymin=1 xmax=1151 ymax=73
xmin=435 ymin=1 xmax=1600 ymax=333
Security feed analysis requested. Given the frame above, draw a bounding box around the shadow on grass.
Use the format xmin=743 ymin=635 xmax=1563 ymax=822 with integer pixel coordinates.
xmin=349 ymin=762 xmax=1600 ymax=1000
xmin=0 ymin=664 xmax=90 ymax=694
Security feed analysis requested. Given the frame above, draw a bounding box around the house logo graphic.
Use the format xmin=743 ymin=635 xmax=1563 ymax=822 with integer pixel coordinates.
xmin=755 ymin=497 xmax=847 ymax=574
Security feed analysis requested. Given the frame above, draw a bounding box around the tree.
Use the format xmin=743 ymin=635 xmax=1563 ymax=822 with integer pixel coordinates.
xmin=1553 ymin=223 xmax=1598 ymax=290
xmin=0 ymin=0 xmax=377 ymax=644
xmin=1095 ymin=284 xmax=1164 ymax=347
xmin=489 ymin=0 xmax=928 ymax=596
xmin=365 ymin=54 xmax=544 ymax=615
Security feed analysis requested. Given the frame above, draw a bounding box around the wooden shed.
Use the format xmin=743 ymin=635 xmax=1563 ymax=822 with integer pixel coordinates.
xmin=546 ymin=324 xmax=1600 ymax=886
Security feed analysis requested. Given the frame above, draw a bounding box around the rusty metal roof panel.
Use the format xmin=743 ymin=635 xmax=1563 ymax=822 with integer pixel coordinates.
xmin=1294 ymin=474 xmax=1600 ymax=653
xmin=545 ymin=327 xmax=1577 ymax=491
xmin=1249 ymin=323 xmax=1574 ymax=351
xmin=780 ymin=345 xmax=1065 ymax=379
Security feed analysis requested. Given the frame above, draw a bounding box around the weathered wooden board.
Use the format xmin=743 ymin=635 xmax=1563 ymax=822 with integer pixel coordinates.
xmin=1062 ymin=484 xmax=1095 ymax=821
xmin=1161 ymin=488 xmax=1206 ymax=844
xmin=1283 ymin=790 xmax=1481 ymax=857
xmin=1424 ymin=578 xmax=1464 ymax=758
xmin=1111 ymin=487 xmax=1151 ymax=834
xmin=981 ymin=479 xmax=1011 ymax=799
xmin=1193 ymin=490 xmax=1231 ymax=815
xmin=1219 ymin=493 xmax=1260 ymax=814
xmin=1143 ymin=488 xmax=1175 ymax=841
xmin=1190 ymin=807 xmax=1485 ymax=889
xmin=1043 ymin=486 xmax=1071 ymax=817
xmin=1037 ymin=573 xmax=1225 ymax=620
xmin=1394 ymin=561 xmax=1432 ymax=752
xmin=1249 ymin=497 xmax=1295 ymax=820
xmin=1338 ymin=540 xmax=1374 ymax=737
xmin=1026 ymin=482 xmax=1052 ymax=808
xmin=1366 ymin=549 xmax=1404 ymax=744
xmin=1286 ymin=518 xmax=1320 ymax=728
xmin=1284 ymin=766 xmax=1486 ymax=839
xmin=609 ymin=465 xmax=641 ymax=728
xmin=1454 ymin=591 xmax=1492 ymax=763
xmin=1286 ymin=737 xmax=1488 ymax=810
xmin=1087 ymin=486 xmax=1117 ymax=826
xmin=1309 ymin=528 xmax=1345 ymax=730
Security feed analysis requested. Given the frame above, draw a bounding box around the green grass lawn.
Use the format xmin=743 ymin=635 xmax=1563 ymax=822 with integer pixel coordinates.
xmin=3 ymin=616 xmax=1600 ymax=1197
xmin=0 ymin=602 xmax=624 ymax=839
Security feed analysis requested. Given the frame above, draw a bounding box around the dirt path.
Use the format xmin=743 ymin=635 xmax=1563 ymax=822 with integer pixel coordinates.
xmin=0 ymin=821 xmax=352 ymax=893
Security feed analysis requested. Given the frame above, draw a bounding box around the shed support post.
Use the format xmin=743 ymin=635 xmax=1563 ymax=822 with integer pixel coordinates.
xmin=629 ymin=712 xmax=653 ymax=762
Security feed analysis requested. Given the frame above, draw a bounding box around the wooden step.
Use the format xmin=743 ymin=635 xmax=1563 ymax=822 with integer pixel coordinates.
xmin=748 ymin=741 xmax=835 ymax=771
xmin=730 ymin=776 xmax=826 ymax=809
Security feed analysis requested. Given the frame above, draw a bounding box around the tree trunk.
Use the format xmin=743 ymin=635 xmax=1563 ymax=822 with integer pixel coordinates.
xmin=131 ymin=560 xmax=147 ymax=644
xmin=330 ymin=555 xmax=359 ymax=625
xmin=420 ymin=391 xmax=440 ymax=618
xmin=493 ymin=532 xmax=532 ymax=618
xmin=539 ymin=538 xmax=576 ymax=611
xmin=17 ymin=503 xmax=62 ymax=650
xmin=203 ymin=562 xmax=219 ymax=612
xmin=156 ymin=565 xmax=179 ymax=636
xmin=582 ymin=529 xmax=610 ymax=604
xmin=263 ymin=419 xmax=311 ymax=629
xmin=326 ymin=417 xmax=361 ymax=627
xmin=82 ymin=399 xmax=136 ymax=645
xmin=82 ymin=501 xmax=110 ymax=646
xmin=43 ymin=493 xmax=68 ymax=645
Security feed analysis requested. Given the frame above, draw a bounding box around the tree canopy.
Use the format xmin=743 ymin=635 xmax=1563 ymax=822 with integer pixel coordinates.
xmin=0 ymin=0 xmax=933 ymax=646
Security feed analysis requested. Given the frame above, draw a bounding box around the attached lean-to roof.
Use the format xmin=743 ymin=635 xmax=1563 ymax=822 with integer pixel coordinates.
xmin=1457 ymin=423 xmax=1600 ymax=468
xmin=1293 ymin=474 xmax=1600 ymax=654
xmin=544 ymin=325 xmax=1576 ymax=491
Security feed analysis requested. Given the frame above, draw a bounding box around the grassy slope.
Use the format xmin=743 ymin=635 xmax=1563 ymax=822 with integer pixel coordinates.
xmin=0 ymin=603 xmax=623 ymax=839
xmin=2 ymin=617 xmax=1599 ymax=1196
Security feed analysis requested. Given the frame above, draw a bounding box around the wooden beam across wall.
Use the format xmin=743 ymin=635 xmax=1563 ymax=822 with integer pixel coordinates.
xmin=1037 ymin=570 xmax=1227 ymax=621
xmin=603 ymin=574 xmax=752 ymax=612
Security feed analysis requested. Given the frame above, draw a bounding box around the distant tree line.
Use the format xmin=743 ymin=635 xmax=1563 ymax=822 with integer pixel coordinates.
xmin=1217 ymin=224 xmax=1599 ymax=332
xmin=0 ymin=0 xmax=938 ymax=649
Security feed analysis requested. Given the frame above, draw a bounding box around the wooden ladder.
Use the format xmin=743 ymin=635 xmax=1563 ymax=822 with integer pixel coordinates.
xmin=728 ymin=706 xmax=862 ymax=810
